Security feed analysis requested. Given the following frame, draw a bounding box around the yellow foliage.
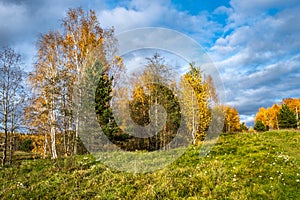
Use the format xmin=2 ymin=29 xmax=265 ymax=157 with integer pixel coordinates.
xmin=283 ymin=98 xmax=300 ymax=116
xmin=223 ymin=106 xmax=241 ymax=132
xmin=254 ymin=98 xmax=300 ymax=130
xmin=255 ymin=103 xmax=281 ymax=130
xmin=19 ymin=134 xmax=46 ymax=157
xmin=180 ymin=63 xmax=211 ymax=143
xmin=249 ymin=127 xmax=255 ymax=133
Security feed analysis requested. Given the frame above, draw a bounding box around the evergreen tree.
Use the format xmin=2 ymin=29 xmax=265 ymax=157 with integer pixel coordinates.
xmin=254 ymin=120 xmax=266 ymax=132
xmin=94 ymin=64 xmax=118 ymax=141
xmin=278 ymin=104 xmax=297 ymax=129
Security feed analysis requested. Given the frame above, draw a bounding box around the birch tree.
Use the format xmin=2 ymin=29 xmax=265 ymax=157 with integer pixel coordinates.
xmin=30 ymin=32 xmax=63 ymax=159
xmin=62 ymin=8 xmax=108 ymax=154
xmin=0 ymin=47 xmax=26 ymax=165
xmin=180 ymin=63 xmax=211 ymax=144
xmin=28 ymin=8 xmax=121 ymax=157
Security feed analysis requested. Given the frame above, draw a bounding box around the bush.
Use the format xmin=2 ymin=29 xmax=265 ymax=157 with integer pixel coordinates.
xmin=19 ymin=139 xmax=34 ymax=152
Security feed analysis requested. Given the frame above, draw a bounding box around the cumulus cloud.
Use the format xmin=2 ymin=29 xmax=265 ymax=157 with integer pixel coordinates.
xmin=210 ymin=0 xmax=300 ymax=124
xmin=97 ymin=0 xmax=222 ymax=46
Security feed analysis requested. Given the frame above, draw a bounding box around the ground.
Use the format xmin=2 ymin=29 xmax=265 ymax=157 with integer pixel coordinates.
xmin=0 ymin=130 xmax=299 ymax=199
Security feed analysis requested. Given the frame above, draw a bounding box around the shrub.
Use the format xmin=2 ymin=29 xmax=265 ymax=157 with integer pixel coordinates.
xmin=19 ymin=139 xmax=34 ymax=152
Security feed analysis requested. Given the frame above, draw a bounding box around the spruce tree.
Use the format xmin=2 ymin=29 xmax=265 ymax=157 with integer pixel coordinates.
xmin=254 ymin=120 xmax=266 ymax=132
xmin=278 ymin=104 xmax=297 ymax=129
xmin=94 ymin=62 xmax=119 ymax=141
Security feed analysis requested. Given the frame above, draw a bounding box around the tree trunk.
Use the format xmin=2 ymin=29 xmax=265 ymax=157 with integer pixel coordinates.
xmin=2 ymin=108 xmax=8 ymax=166
xmin=51 ymin=128 xmax=57 ymax=159
xmin=9 ymin=101 xmax=15 ymax=164
xmin=2 ymin=130 xmax=7 ymax=166
xmin=74 ymin=116 xmax=79 ymax=155
xmin=9 ymin=131 xmax=13 ymax=165
xmin=74 ymin=78 xmax=82 ymax=155
xmin=51 ymin=109 xmax=58 ymax=159
xmin=155 ymin=96 xmax=159 ymax=150
xmin=43 ymin=132 xmax=48 ymax=158
xmin=192 ymin=91 xmax=196 ymax=145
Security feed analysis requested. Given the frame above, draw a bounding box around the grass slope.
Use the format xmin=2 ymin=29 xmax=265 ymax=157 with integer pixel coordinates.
xmin=1 ymin=131 xmax=299 ymax=199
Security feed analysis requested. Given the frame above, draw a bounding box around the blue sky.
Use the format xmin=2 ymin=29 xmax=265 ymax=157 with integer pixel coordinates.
xmin=0 ymin=0 xmax=300 ymax=126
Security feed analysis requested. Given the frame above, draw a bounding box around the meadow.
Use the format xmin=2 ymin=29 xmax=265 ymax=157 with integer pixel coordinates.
xmin=1 ymin=130 xmax=299 ymax=199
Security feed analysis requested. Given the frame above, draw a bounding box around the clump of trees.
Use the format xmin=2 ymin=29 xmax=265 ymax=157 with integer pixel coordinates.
xmin=0 ymin=47 xmax=27 ymax=165
xmin=254 ymin=98 xmax=300 ymax=131
xmin=107 ymin=53 xmax=182 ymax=150
xmin=25 ymin=8 xmax=123 ymax=159
xmin=99 ymin=55 xmax=221 ymax=150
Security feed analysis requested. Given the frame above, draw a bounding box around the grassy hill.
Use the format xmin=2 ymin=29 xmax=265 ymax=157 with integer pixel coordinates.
xmin=1 ymin=130 xmax=299 ymax=199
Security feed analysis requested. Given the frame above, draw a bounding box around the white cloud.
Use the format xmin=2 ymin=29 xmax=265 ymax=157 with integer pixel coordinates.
xmin=97 ymin=0 xmax=222 ymax=46
xmin=240 ymin=114 xmax=255 ymax=125
xmin=98 ymin=0 xmax=170 ymax=31
xmin=209 ymin=0 xmax=300 ymax=125
xmin=99 ymin=7 xmax=162 ymax=30
xmin=230 ymin=0 xmax=298 ymax=12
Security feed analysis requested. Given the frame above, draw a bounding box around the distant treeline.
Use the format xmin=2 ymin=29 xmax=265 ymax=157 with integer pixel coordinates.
xmin=254 ymin=98 xmax=300 ymax=131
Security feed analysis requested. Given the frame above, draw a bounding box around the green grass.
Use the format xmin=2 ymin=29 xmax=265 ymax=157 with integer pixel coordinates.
xmin=1 ymin=130 xmax=299 ymax=199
